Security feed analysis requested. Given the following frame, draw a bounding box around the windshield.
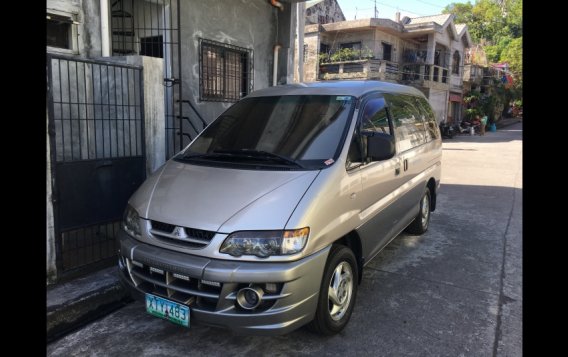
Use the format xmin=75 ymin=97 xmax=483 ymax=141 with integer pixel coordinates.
xmin=177 ymin=95 xmax=355 ymax=170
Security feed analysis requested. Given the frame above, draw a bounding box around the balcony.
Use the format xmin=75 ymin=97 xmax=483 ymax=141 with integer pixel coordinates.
xmin=463 ymin=64 xmax=483 ymax=84
xmin=319 ymin=59 xmax=400 ymax=81
xmin=400 ymin=63 xmax=449 ymax=90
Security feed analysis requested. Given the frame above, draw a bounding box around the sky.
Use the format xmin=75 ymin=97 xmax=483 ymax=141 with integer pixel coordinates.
xmin=335 ymin=0 xmax=459 ymax=21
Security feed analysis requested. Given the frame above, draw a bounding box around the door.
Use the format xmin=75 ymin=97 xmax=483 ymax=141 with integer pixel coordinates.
xmin=351 ymin=96 xmax=403 ymax=262
xmin=384 ymin=94 xmax=429 ymax=233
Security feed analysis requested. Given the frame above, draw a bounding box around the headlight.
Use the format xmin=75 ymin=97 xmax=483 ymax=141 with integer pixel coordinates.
xmin=220 ymin=228 xmax=309 ymax=258
xmin=123 ymin=204 xmax=141 ymax=238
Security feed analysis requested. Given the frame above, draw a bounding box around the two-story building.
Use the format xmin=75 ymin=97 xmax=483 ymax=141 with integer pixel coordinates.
xmin=302 ymin=13 xmax=471 ymax=124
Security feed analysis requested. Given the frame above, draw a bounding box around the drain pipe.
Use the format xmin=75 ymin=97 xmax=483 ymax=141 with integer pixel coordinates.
xmin=100 ymin=0 xmax=110 ymax=56
xmin=273 ymin=44 xmax=281 ymax=86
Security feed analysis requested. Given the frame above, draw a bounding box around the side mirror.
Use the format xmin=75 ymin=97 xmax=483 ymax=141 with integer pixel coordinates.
xmin=366 ymin=132 xmax=395 ymax=161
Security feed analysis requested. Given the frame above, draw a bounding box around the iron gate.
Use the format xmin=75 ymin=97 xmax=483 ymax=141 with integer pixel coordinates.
xmin=47 ymin=54 xmax=146 ymax=279
xmin=110 ymin=0 xmax=207 ymax=159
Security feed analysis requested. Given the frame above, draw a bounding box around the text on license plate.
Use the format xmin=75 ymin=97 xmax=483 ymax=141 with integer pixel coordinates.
xmin=145 ymin=293 xmax=190 ymax=328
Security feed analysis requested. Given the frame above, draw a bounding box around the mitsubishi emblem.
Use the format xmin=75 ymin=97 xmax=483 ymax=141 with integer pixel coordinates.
xmin=172 ymin=226 xmax=187 ymax=239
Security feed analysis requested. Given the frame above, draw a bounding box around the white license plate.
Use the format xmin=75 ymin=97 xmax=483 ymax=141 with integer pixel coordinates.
xmin=145 ymin=293 xmax=190 ymax=328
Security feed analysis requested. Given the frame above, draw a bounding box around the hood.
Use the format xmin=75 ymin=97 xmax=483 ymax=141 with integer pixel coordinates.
xmin=129 ymin=161 xmax=319 ymax=233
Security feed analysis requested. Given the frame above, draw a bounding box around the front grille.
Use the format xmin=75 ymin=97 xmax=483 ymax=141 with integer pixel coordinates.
xmin=149 ymin=220 xmax=215 ymax=248
xmin=125 ymin=258 xmax=223 ymax=311
xmin=151 ymin=221 xmax=175 ymax=232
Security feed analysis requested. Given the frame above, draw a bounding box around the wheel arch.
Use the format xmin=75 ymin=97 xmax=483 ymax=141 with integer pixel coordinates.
xmin=336 ymin=231 xmax=363 ymax=284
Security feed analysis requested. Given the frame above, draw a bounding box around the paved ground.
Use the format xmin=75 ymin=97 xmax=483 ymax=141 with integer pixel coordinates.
xmin=47 ymin=123 xmax=522 ymax=357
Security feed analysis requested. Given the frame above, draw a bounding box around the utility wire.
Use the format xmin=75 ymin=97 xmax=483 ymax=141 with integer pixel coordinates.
xmin=366 ymin=0 xmax=426 ymax=16
xmin=413 ymin=0 xmax=447 ymax=9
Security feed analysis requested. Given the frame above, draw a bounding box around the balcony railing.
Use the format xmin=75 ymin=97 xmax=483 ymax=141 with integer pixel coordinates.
xmin=319 ymin=59 xmax=400 ymax=81
xmin=400 ymin=63 xmax=449 ymax=88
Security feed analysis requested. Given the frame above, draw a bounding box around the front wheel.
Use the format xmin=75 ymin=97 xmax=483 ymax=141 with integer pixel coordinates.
xmin=308 ymin=245 xmax=358 ymax=335
xmin=406 ymin=187 xmax=431 ymax=235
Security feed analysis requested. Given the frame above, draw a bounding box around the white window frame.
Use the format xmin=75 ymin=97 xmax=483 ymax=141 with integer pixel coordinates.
xmin=46 ymin=10 xmax=79 ymax=55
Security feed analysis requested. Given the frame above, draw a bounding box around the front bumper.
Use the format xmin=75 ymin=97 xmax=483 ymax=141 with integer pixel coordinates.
xmin=117 ymin=230 xmax=330 ymax=335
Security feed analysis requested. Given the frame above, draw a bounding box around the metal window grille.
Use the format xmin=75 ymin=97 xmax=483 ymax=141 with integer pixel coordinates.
xmin=199 ymin=38 xmax=253 ymax=102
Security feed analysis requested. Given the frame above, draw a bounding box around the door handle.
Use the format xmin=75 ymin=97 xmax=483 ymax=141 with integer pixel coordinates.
xmin=403 ymin=159 xmax=408 ymax=171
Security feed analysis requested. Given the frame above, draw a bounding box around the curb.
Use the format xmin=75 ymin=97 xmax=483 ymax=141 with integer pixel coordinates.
xmin=47 ymin=267 xmax=132 ymax=343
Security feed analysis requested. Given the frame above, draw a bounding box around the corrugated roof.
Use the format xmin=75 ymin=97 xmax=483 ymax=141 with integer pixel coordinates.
xmin=407 ymin=14 xmax=452 ymax=27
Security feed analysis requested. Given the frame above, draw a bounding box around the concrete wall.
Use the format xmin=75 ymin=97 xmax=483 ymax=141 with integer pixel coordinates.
xmin=305 ymin=0 xmax=345 ymax=25
xmin=126 ymin=56 xmax=166 ymax=175
xmin=47 ymin=109 xmax=57 ymax=284
xmin=47 ymin=0 xmax=103 ymax=58
xmin=303 ymin=30 xmax=320 ymax=82
xmin=176 ymin=0 xmax=293 ymax=131
xmin=373 ymin=29 xmax=404 ymax=62
xmin=321 ymin=30 xmax=375 ymax=53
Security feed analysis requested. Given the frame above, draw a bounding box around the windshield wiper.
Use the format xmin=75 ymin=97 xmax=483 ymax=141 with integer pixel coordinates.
xmin=214 ymin=149 xmax=305 ymax=169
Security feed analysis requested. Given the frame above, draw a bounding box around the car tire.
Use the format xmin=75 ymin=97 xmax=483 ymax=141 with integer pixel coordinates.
xmin=406 ymin=187 xmax=431 ymax=235
xmin=308 ymin=244 xmax=358 ymax=335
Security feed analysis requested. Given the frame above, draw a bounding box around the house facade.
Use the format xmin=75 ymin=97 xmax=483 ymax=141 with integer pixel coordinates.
xmin=46 ymin=0 xmax=305 ymax=283
xmin=304 ymin=0 xmax=345 ymax=25
xmin=302 ymin=13 xmax=472 ymax=124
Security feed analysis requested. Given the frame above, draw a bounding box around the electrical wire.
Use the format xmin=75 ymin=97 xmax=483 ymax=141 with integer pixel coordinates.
xmin=365 ymin=0 xmax=426 ymax=17
xmin=412 ymin=0 xmax=446 ymax=9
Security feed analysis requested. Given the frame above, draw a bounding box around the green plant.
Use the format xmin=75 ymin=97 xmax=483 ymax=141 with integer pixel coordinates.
xmin=319 ymin=53 xmax=330 ymax=64
xmin=465 ymin=108 xmax=482 ymax=120
xmin=319 ymin=46 xmax=375 ymax=64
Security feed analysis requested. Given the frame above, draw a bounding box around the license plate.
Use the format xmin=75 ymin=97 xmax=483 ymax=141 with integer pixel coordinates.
xmin=145 ymin=293 xmax=190 ymax=328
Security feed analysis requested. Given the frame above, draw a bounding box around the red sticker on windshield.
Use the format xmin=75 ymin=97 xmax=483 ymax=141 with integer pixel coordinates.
xmin=324 ymin=159 xmax=335 ymax=166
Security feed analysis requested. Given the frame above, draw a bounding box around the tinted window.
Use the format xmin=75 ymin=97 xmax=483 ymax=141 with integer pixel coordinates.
xmin=347 ymin=97 xmax=392 ymax=170
xmin=385 ymin=94 xmax=425 ymax=152
xmin=361 ymin=98 xmax=390 ymax=135
xmin=184 ymin=95 xmax=354 ymax=169
xmin=414 ymin=96 xmax=439 ymax=141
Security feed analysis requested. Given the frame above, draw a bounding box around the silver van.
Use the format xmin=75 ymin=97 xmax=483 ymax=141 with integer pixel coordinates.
xmin=118 ymin=80 xmax=442 ymax=335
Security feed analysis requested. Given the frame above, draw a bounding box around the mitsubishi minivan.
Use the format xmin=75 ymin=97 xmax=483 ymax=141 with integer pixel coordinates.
xmin=118 ymin=80 xmax=442 ymax=335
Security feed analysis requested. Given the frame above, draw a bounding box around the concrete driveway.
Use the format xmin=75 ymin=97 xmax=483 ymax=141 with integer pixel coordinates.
xmin=47 ymin=123 xmax=522 ymax=356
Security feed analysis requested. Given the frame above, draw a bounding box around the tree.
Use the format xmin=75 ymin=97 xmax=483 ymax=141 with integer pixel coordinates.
xmin=443 ymin=0 xmax=522 ymax=95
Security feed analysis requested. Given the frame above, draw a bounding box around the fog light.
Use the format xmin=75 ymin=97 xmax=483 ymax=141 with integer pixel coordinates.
xmin=173 ymin=273 xmax=190 ymax=281
xmin=200 ymin=279 xmax=221 ymax=287
xmin=236 ymin=286 xmax=264 ymax=310
xmin=149 ymin=267 xmax=164 ymax=275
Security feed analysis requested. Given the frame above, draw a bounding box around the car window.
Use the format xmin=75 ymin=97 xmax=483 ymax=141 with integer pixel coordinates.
xmin=414 ymin=96 xmax=439 ymax=141
xmin=183 ymin=95 xmax=355 ymax=169
xmin=385 ymin=94 xmax=426 ymax=152
xmin=361 ymin=98 xmax=390 ymax=135
xmin=346 ymin=97 xmax=392 ymax=170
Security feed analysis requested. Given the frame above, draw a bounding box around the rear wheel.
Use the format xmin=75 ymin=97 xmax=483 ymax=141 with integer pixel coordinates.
xmin=308 ymin=245 xmax=358 ymax=335
xmin=406 ymin=187 xmax=431 ymax=235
